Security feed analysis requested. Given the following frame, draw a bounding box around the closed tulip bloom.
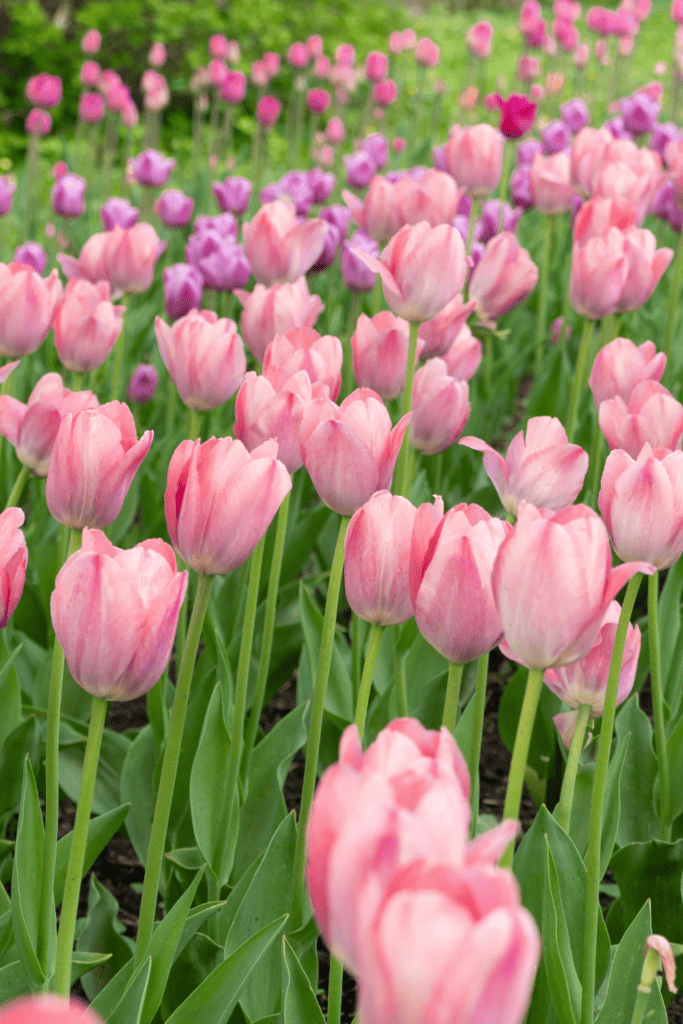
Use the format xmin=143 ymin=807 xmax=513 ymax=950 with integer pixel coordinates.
xmin=101 ymin=196 xmax=139 ymax=231
xmin=51 ymin=529 xmax=187 ymax=701
xmin=351 ymin=311 xmax=413 ymax=400
xmin=25 ymin=109 xmax=52 ymax=136
xmin=300 ymin=389 xmax=411 ymax=515
xmin=352 ymin=222 xmax=467 ymax=322
xmin=25 ymin=72 xmax=62 ymax=107
xmin=344 ymin=151 xmax=377 ymax=190
xmin=361 ymin=137 xmax=388 ymax=174
xmin=442 ymin=322 xmax=482 ymax=380
xmin=13 ymin=242 xmax=47 ymax=274
xmin=573 ymin=197 xmax=638 ymax=245
xmin=569 ymin=230 xmax=628 ymax=319
xmin=53 ymin=279 xmax=124 ymax=373
xmin=235 ymin=370 xmax=326 ymax=473
xmin=78 ymin=92 xmax=105 ymax=123
xmin=414 ymin=504 xmax=510 ymax=664
xmin=221 ymin=70 xmax=247 ymax=104
xmin=155 ymin=310 xmax=246 ymax=411
xmin=410 ymin=359 xmax=470 ymax=455
xmin=263 ymin=326 xmax=342 ymax=398
xmin=615 ymin=228 xmax=673 ymax=313
xmin=561 ymin=97 xmax=590 ymax=134
xmin=365 ymin=51 xmax=389 ymax=82
xmin=418 ymin=293 xmax=476 ymax=358
xmin=81 ymin=29 xmax=102 ymax=54
xmin=589 ymin=337 xmax=666 ymax=408
xmin=467 ymin=20 xmax=494 ymax=58
xmin=341 ymin=232 xmax=379 ymax=292
xmin=46 ymin=403 xmax=152 ymax=528
xmin=342 ymin=176 xmax=402 ymax=242
xmin=493 ymin=502 xmax=653 ymax=670
xmin=546 ymin=600 xmax=640 ymax=747
xmin=469 ymin=232 xmax=538 ymax=325
xmin=460 ymin=416 xmax=588 ymax=517
xmin=165 ymin=436 xmax=291 ymax=575
xmin=212 ymin=176 xmax=252 ymax=216
xmin=242 ymin=200 xmax=327 ymax=286
xmin=163 ymin=263 xmax=203 ymax=321
xmin=415 ymin=37 xmax=440 ymax=67
xmin=0 ymin=997 xmax=103 ymax=1024
xmin=494 ymin=93 xmax=537 ymax=139
xmin=599 ymin=380 xmax=683 ymax=457
xmin=395 ymin=169 xmax=462 ymax=227
xmin=570 ymin=126 xmax=614 ymax=194
xmin=51 ymin=173 xmax=86 ymax=218
xmin=132 ymin=149 xmax=175 ymax=188
xmin=234 ymin=278 xmax=324 ymax=362
xmin=0 ymin=508 xmax=27 ymax=629
xmin=344 ymin=491 xmax=416 ymax=624
xmin=529 ymin=152 xmax=573 ymax=214
xmin=127 ymin=364 xmax=159 ymax=404
xmin=256 ymin=95 xmax=282 ymax=127
xmin=0 ymin=263 xmax=62 ymax=358
xmin=444 ymin=124 xmax=504 ymax=197
xmin=58 ymin=224 xmax=164 ymax=295
xmin=154 ymin=189 xmax=194 ymax=228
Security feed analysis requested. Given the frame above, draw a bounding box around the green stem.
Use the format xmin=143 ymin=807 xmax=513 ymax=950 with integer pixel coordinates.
xmin=212 ymin=536 xmax=265 ymax=884
xmin=466 ymin=197 xmax=479 ymax=258
xmin=393 ymin=625 xmax=409 ymax=717
xmin=4 ymin=464 xmax=30 ymax=511
xmin=566 ymin=318 xmax=594 ymax=444
xmin=109 ymin=296 xmax=129 ymax=402
xmin=580 ymin=572 xmax=643 ymax=1024
xmin=585 ymin=414 xmax=603 ymax=509
xmin=664 ymin=229 xmax=683 ymax=378
xmin=535 ymin=215 xmax=553 ymax=374
xmin=165 ymin=379 xmax=178 ymax=438
xmin=648 ymin=571 xmax=670 ymax=841
xmin=187 ymin=407 xmax=202 ymax=442
xmin=354 ymin=622 xmax=384 ymax=743
xmin=442 ymin=661 xmax=464 ymax=734
xmin=468 ymin=652 xmax=489 ymax=840
xmin=53 ymin=695 xmax=108 ymax=995
xmin=242 ymin=491 xmax=291 ymax=783
xmin=393 ymin=320 xmax=420 ymax=498
xmin=135 ymin=573 xmax=214 ymax=965
xmin=70 ymin=372 xmax=84 ymax=392
xmin=291 ymin=516 xmax=350 ymax=929
xmin=498 ymin=139 xmax=513 ymax=231
xmin=500 ymin=666 xmax=545 ymax=869
xmin=554 ymin=703 xmax=591 ymax=833
xmin=327 ymin=955 xmax=343 ymax=1024
xmin=37 ymin=527 xmax=81 ymax=977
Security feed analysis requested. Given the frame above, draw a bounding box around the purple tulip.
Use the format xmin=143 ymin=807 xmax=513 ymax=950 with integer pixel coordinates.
xmin=604 ymin=117 xmax=632 ymax=141
xmin=570 ymin=192 xmax=583 ymax=226
xmin=432 ymin=142 xmax=447 ymax=171
xmin=651 ymin=122 xmax=682 ymax=159
xmin=560 ymin=98 xmax=590 ymax=134
xmin=101 ymin=196 xmax=139 ymax=230
xmin=14 ymin=241 xmax=48 ymax=274
xmin=620 ymin=91 xmax=661 ymax=136
xmin=510 ymin=166 xmax=534 ymax=210
xmin=131 ymin=148 xmax=176 ymax=188
xmin=308 ymin=167 xmax=336 ymax=204
xmin=51 ymin=173 xmax=86 ymax=218
xmin=127 ymin=364 xmax=159 ymax=403
xmin=541 ymin=119 xmax=571 ymax=154
xmin=453 ymin=214 xmax=470 ymax=243
xmin=652 ymin=181 xmax=683 ymax=233
xmin=320 ymin=204 xmax=352 ymax=240
xmin=155 ymin=188 xmax=194 ymax=228
xmin=163 ymin=263 xmax=203 ymax=320
xmin=343 ymin=150 xmax=377 ymax=189
xmin=212 ymin=176 xmax=252 ymax=215
xmin=475 ymin=199 xmax=522 ymax=243
xmin=260 ymin=182 xmax=283 ymax=205
xmin=341 ymin=230 xmax=379 ymax=292
xmin=456 ymin=193 xmax=473 ymax=218
xmin=516 ymin=138 xmax=543 ymax=167
xmin=360 ymin=133 xmax=388 ymax=170
xmin=308 ymin=221 xmax=342 ymax=273
xmin=0 ymin=177 xmax=16 ymax=216
xmin=279 ymin=170 xmax=314 ymax=216
xmin=198 ymin=239 xmax=251 ymax=291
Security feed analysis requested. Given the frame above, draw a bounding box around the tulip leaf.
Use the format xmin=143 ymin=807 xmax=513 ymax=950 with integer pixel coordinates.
xmin=120 ymin=723 xmax=158 ymax=862
xmin=71 ymin=951 xmax=114 ymax=986
xmin=165 ymin=915 xmax=287 ymax=1024
xmin=106 ymin=956 xmax=152 ymax=1024
xmin=166 ymin=846 xmax=206 ymax=871
xmin=77 ymin=875 xmax=134 ymax=1001
xmin=663 ymin=713 xmax=683 ymax=822
xmin=614 ymin=696 xmax=659 ymax=846
xmin=108 ymin=476 xmax=140 ymax=546
xmin=298 ymin=582 xmax=353 ymax=723
xmin=59 ymin=727 xmax=130 ymax=814
xmin=608 ymin=839 xmax=683 ymax=946
xmin=54 ymin=802 xmax=130 ymax=907
xmin=658 ymin=555 xmax=683 ymax=718
xmin=160 ymin=934 xmax=224 ymax=1018
xmin=282 ymin=936 xmax=326 ymax=1024
xmin=596 ymin=900 xmax=666 ymax=1024
xmin=11 ymin=756 xmax=46 ymax=988
xmin=0 ymin=715 xmax=41 ymax=818
xmin=542 ymin=839 xmax=580 ymax=1024
xmin=0 ymin=908 xmax=14 ymax=962
xmin=0 ymin=639 xmax=23 ymax=749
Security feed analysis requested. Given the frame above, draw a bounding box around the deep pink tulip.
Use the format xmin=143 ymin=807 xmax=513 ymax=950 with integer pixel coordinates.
xmin=493 ymin=93 xmax=537 ymax=138
xmin=351 ymin=311 xmax=413 ymax=400
xmin=373 ymin=79 xmax=398 ymax=106
xmin=365 ymin=51 xmax=389 ymax=82
xmin=306 ymin=88 xmax=331 ymax=114
xmin=242 ymin=200 xmax=326 ymax=286
xmin=263 ymin=326 xmax=342 ymax=398
xmin=0 ymin=373 xmax=98 ymax=476
xmin=410 ymin=359 xmax=470 ymax=454
xmin=443 ymin=124 xmax=504 ymax=197
xmin=165 ymin=436 xmax=291 ymax=575
xmin=234 ymin=278 xmax=324 ymax=362
xmin=394 ymin=169 xmax=462 ymax=228
xmin=58 ymin=223 xmax=165 ymax=296
xmin=569 ymin=229 xmax=628 ymax=319
xmin=25 ymin=72 xmax=62 ymax=108
xmin=342 ymin=176 xmax=402 ymax=243
xmin=599 ymin=380 xmax=683 ymax=457
xmin=78 ymin=92 xmax=105 ymax=123
xmin=80 ymin=61 xmax=101 ymax=89
xmin=415 ymin=37 xmax=440 ymax=67
xmin=235 ymin=370 xmax=326 ymax=474
xmin=352 ymin=222 xmax=467 ymax=322
xmin=344 ymin=491 xmax=416 ymax=624
xmin=81 ymin=29 xmax=102 ymax=54
xmin=467 ymin=20 xmax=494 ymax=58
xmin=52 ymin=529 xmax=187 ymax=701
xmin=155 ymin=310 xmax=246 ymax=411
xmin=615 ymin=228 xmax=673 ymax=313
xmin=46 ymin=403 xmax=152 ymax=529
xmin=221 ymin=70 xmax=247 ymax=104
xmin=460 ymin=416 xmax=588 ymax=517
xmin=300 ymin=389 xmax=411 ymax=515
xmin=0 ymin=997 xmax=103 ymax=1024
xmin=0 ymin=263 xmax=62 ymax=358
xmin=418 ymin=294 xmax=476 ymax=359
xmin=287 ymin=41 xmax=310 ymax=68
xmin=529 ymin=152 xmax=573 ymax=214
xmin=414 ymin=503 xmax=510 ymax=663
xmin=148 ymin=42 xmax=167 ymax=67
xmin=493 ymin=502 xmax=653 ymax=670
xmin=545 ymin=600 xmax=640 ymax=747
xmin=53 ymin=279 xmax=124 ymax=373
xmin=588 ymin=337 xmax=666 ymax=408
xmin=25 ymin=109 xmax=52 ymax=136
xmin=469 ymin=232 xmax=538 ymax=325
xmin=256 ymin=95 xmax=282 ymax=127
xmin=0 ymin=508 xmax=27 ymax=629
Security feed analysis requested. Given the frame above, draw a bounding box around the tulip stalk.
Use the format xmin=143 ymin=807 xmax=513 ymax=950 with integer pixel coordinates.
xmin=354 ymin=622 xmax=384 ymax=742
xmin=468 ymin=652 xmax=489 ymax=839
xmin=4 ymin=464 xmax=30 ymax=512
xmin=109 ymin=296 xmax=129 ymax=402
xmin=664 ymin=229 xmax=683 ymax=377
xmin=292 ymin=515 xmax=350 ymax=929
xmin=393 ymin=321 xmax=420 ymax=497
xmin=443 ymin=661 xmax=464 ymax=734
xmin=566 ymin=318 xmax=594 ymax=444
xmin=53 ymin=695 xmax=109 ymax=994
xmin=534 ymin=216 xmax=553 ymax=373
xmin=498 ymin=141 xmax=514 ymax=232
xmin=580 ymin=572 xmax=643 ymax=1024
xmin=135 ymin=572 xmax=214 ymax=965
xmin=327 ymin=957 xmax=344 ymax=1024
xmin=500 ymin=666 xmax=545 ymax=868
xmin=648 ymin=571 xmax=671 ymax=841
xmin=393 ymin=627 xmax=409 ymax=716
xmin=554 ymin=703 xmax=591 ymax=833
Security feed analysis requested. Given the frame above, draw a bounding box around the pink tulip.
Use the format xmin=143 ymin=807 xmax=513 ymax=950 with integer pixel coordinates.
xmin=410 ymin=359 xmax=470 ymax=454
xmin=52 ymin=529 xmax=187 ymax=701
xmin=442 ymin=323 xmax=482 ymax=380
xmin=0 ymin=507 xmax=27 ymax=629
xmin=351 ymin=311 xmax=413 ymax=400
xmin=0 ymin=263 xmax=62 ymax=358
xmin=418 ymin=294 xmax=476 ymax=359
xmin=81 ymin=30 xmax=102 ymax=55
xmin=415 ymin=37 xmax=440 ymax=67
xmin=234 ymin=278 xmax=324 ymax=362
xmin=148 ymin=42 xmax=167 ymax=67
xmin=599 ymin=380 xmax=683 ymax=457
xmin=569 ymin=229 xmax=628 ymax=319
xmin=413 ymin=503 xmax=510 ymax=663
xmin=615 ymin=227 xmax=673 ymax=313
xmin=467 ymin=20 xmax=494 ymax=58
xmin=588 ymin=337 xmax=666 ymax=407
xmin=517 ymin=54 xmax=542 ymax=82
xmin=590 ymin=146 xmax=662 ymax=222
xmin=529 ymin=152 xmax=573 ymax=214
xmin=570 ymin=127 xmax=615 ymax=195
xmin=352 ymin=222 xmax=467 ymax=322
xmin=492 ymin=502 xmax=653 ymax=670
xmin=0 ymin=997 xmax=103 ymax=1024
xmin=469 ymin=232 xmax=538 ymax=326
xmin=242 ymin=200 xmax=327 ymax=286
xmin=494 ymin=93 xmax=537 ymax=139
xmin=573 ymin=197 xmax=638 ymax=244
xmin=58 ymin=223 xmax=165 ymax=296
xmin=46 ymin=403 xmax=152 ymax=529
xmin=373 ymin=79 xmax=398 ymax=106
xmin=460 ymin=416 xmax=588 ymax=517
xmin=0 ymin=372 xmax=98 ymax=476
xmin=344 ymin=491 xmax=416 ymax=624
xmin=53 ymin=279 xmax=124 ymax=373
xmin=235 ymin=370 xmax=327 ymax=473
xmin=366 ymin=51 xmax=389 ymax=82
xmin=342 ymin=176 xmax=402 ymax=243
xmin=263 ymin=326 xmax=342 ymax=398
xmin=300 ymin=389 xmax=410 ymax=515
xmin=25 ymin=72 xmax=62 ymax=108
xmin=394 ymin=169 xmax=463 ymax=228
xmin=255 ymin=95 xmax=282 ymax=127
xmin=154 ymin=310 xmax=245 ymax=411
xmin=165 ymin=436 xmax=291 ymax=575
xmin=443 ymin=124 xmax=504 ymax=197
xmin=546 ymin=600 xmax=640 ymax=747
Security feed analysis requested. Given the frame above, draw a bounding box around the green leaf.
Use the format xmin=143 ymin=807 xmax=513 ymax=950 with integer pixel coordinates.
xmin=11 ymin=757 xmax=46 ymax=988
xmin=107 ymin=957 xmax=153 ymax=1024
xmin=166 ymin=847 xmax=205 ymax=871
xmin=77 ymin=875 xmax=133 ymax=1001
xmin=120 ymin=725 xmax=157 ymax=863
xmin=0 ymin=640 xmax=24 ymax=749
xmin=190 ymin=683 xmax=237 ymax=885
xmin=599 ymin=731 xmax=629 ymax=878
xmin=0 ymin=960 xmax=31 ymax=1002
xmin=0 ymin=716 xmax=41 ymax=817
xmin=71 ymin=951 xmax=113 ymax=986
xmin=54 ymin=803 xmax=130 ymax=907
xmin=664 ymin=713 xmax=683 ymax=822
xmin=658 ymin=555 xmax=683 ymax=717
xmin=59 ymin=728 xmax=130 ymax=814
xmin=298 ymin=583 xmax=353 ymax=722
xmin=165 ymin=916 xmax=287 ymax=1024
xmin=595 ymin=901 xmax=665 ymax=1024
xmin=282 ymin=936 xmax=326 ymax=1024
xmin=609 ymin=839 xmax=683 ymax=946
xmin=542 ymin=839 xmax=580 ymax=1024
xmin=615 ymin=697 xmax=659 ymax=846
xmin=498 ymin=667 xmax=562 ymax=779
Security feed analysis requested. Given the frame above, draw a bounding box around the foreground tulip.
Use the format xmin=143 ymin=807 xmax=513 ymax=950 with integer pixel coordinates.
xmin=344 ymin=492 xmax=416 ymax=625
xmin=58 ymin=223 xmax=165 ymax=295
xmin=351 ymin=311 xmax=412 ymax=399
xmin=410 ymin=359 xmax=471 ymax=454
xmin=0 ymin=262 xmax=62 ymax=357
xmin=588 ymin=337 xmax=666 ymax=407
xmin=263 ymin=327 xmax=342 ymax=398
xmin=0 ymin=997 xmax=103 ymax=1024
xmin=165 ymin=436 xmax=291 ymax=575
xmin=51 ymin=529 xmax=187 ymax=701
xmin=234 ymin=277 xmax=324 ymax=362
xmin=460 ymin=416 xmax=588 ymax=516
xmin=155 ymin=310 xmax=246 ymax=411
xmin=242 ymin=200 xmax=327 ymax=285
xmin=443 ymin=124 xmax=504 ymax=196
xmin=469 ymin=232 xmax=538 ymax=325
xmin=300 ymin=389 xmax=411 ymax=515
xmin=0 ymin=508 xmax=27 ymax=629
xmin=598 ymin=381 xmax=683 ymax=457
xmin=46 ymin=403 xmax=152 ymax=528
xmin=53 ymin=279 xmax=125 ymax=372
